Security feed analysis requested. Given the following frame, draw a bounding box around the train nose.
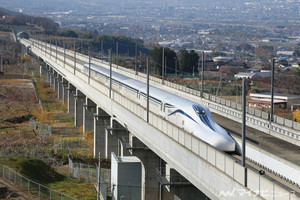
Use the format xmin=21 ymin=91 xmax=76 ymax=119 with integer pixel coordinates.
xmin=213 ymin=136 xmax=236 ymax=152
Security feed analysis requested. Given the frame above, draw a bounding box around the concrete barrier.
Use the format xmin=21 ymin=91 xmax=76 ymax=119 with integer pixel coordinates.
xmin=231 ymin=102 xmax=237 ymax=109
xmin=262 ymin=112 xmax=269 ymax=120
xmin=203 ymin=93 xmax=209 ymax=99
xmin=225 ymin=100 xmax=231 ymax=107
xmin=284 ymin=119 xmax=293 ymax=128
xmin=254 ymin=109 xmax=262 ymax=117
xmin=179 ymin=129 xmax=185 ymax=146
xmin=249 ymin=108 xmax=255 ymax=115
xmin=293 ymin=122 xmax=300 ymax=131
xmin=233 ymin=163 xmax=244 ymax=185
xmin=221 ymin=98 xmax=226 ymax=105
xmin=207 ymin=146 xmax=216 ymax=166
xmin=211 ymin=95 xmax=216 ymax=102
xmin=276 ymin=116 xmax=284 ymax=125
xmin=215 ymin=151 xmax=225 ymax=172
xmin=184 ymin=133 xmax=192 ymax=150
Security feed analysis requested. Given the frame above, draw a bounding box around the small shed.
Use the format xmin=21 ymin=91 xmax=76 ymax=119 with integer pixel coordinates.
xmin=249 ymin=93 xmax=300 ymax=110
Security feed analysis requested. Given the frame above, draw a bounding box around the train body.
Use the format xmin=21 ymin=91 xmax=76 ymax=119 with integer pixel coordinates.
xmin=83 ymin=63 xmax=236 ymax=152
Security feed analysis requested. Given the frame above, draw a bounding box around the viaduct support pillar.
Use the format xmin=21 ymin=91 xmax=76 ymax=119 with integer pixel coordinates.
xmin=62 ymin=79 xmax=68 ymax=103
xmin=129 ymin=136 xmax=173 ymax=200
xmin=111 ymin=119 xmax=130 ymax=157
xmin=167 ymin=168 xmax=207 ymax=200
xmin=50 ymin=69 xmax=54 ymax=87
xmin=104 ymin=118 xmax=120 ymax=158
xmin=39 ymin=64 xmax=47 ymax=77
xmin=67 ymin=83 xmax=75 ymax=115
xmin=104 ymin=118 xmax=130 ymax=158
xmin=74 ymin=90 xmax=85 ymax=128
xmin=46 ymin=65 xmax=50 ymax=84
xmin=93 ymin=107 xmax=110 ymax=157
xmin=54 ymin=72 xmax=59 ymax=92
xmin=83 ymin=98 xmax=96 ymax=133
xmin=58 ymin=75 xmax=63 ymax=100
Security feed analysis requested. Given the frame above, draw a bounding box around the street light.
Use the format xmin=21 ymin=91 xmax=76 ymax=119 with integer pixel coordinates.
xmin=270 ymin=58 xmax=275 ymax=123
xmin=197 ymin=52 xmax=205 ymax=98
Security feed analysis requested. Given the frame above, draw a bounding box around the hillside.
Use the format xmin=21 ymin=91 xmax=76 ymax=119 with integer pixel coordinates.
xmin=0 ymin=6 xmax=59 ymax=32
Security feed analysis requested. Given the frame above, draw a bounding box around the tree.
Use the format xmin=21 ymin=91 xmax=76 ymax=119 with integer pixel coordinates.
xmin=179 ymin=49 xmax=189 ymax=73
xmin=150 ymin=47 xmax=177 ymax=75
xmin=190 ymin=50 xmax=199 ymax=72
xmin=293 ymin=109 xmax=300 ymax=122
xmin=92 ymin=35 xmax=149 ymax=56
xmin=179 ymin=49 xmax=199 ymax=73
xmin=58 ymin=29 xmax=78 ymax=38
xmin=236 ymin=43 xmax=254 ymax=53
xmin=255 ymin=46 xmax=274 ymax=60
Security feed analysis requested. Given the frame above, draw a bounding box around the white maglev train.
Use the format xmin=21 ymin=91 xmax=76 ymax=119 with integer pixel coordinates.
xmin=83 ymin=63 xmax=236 ymax=152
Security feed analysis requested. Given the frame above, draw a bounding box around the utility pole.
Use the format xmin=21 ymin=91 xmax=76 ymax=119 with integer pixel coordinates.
xmin=162 ymin=47 xmax=164 ymax=84
xmin=270 ymin=58 xmax=275 ymax=123
xmin=74 ymin=40 xmax=76 ymax=74
xmin=116 ymin=41 xmax=119 ymax=69
xmin=147 ymin=58 xmax=150 ymax=123
xmin=45 ymin=38 xmax=47 ymax=55
xmin=101 ymin=40 xmax=103 ymax=63
xmin=63 ymin=41 xmax=66 ymax=68
xmin=50 ymin=38 xmax=52 ymax=59
xmin=109 ymin=49 xmax=112 ymax=98
xmin=201 ymin=51 xmax=204 ymax=98
xmin=1 ymin=55 xmax=3 ymax=72
xmin=192 ymin=65 xmax=195 ymax=77
xmin=97 ymin=152 xmax=101 ymax=200
xmin=55 ymin=39 xmax=58 ymax=61
xmin=88 ymin=46 xmax=91 ymax=84
xmin=174 ymin=57 xmax=177 ymax=77
xmin=242 ymin=77 xmax=247 ymax=187
xmin=46 ymin=35 xmax=49 ymax=54
xmin=165 ymin=56 xmax=167 ymax=78
xmin=135 ymin=43 xmax=138 ymax=75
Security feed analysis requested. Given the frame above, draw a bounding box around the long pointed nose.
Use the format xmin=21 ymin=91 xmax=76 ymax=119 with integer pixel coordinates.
xmin=212 ymin=136 xmax=236 ymax=152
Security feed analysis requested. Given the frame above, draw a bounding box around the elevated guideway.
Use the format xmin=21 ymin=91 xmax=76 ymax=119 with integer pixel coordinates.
xmin=29 ymin=38 xmax=300 ymax=148
xmin=29 ymin=38 xmax=300 ymax=187
xmin=21 ymin=38 xmax=300 ymax=200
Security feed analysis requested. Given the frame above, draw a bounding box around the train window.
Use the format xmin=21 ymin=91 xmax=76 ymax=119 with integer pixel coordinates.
xmin=193 ymin=105 xmax=206 ymax=116
xmin=196 ymin=110 xmax=205 ymax=115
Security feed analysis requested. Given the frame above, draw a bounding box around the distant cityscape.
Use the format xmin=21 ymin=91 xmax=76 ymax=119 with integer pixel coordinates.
xmin=0 ymin=0 xmax=299 ymax=51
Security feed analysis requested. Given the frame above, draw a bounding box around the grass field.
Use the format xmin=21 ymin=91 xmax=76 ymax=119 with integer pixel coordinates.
xmin=0 ymin=44 xmax=97 ymax=199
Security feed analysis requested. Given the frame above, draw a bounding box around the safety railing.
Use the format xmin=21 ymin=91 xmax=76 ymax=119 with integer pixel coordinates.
xmin=0 ymin=164 xmax=75 ymax=200
xmin=68 ymin=157 xmax=108 ymax=200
